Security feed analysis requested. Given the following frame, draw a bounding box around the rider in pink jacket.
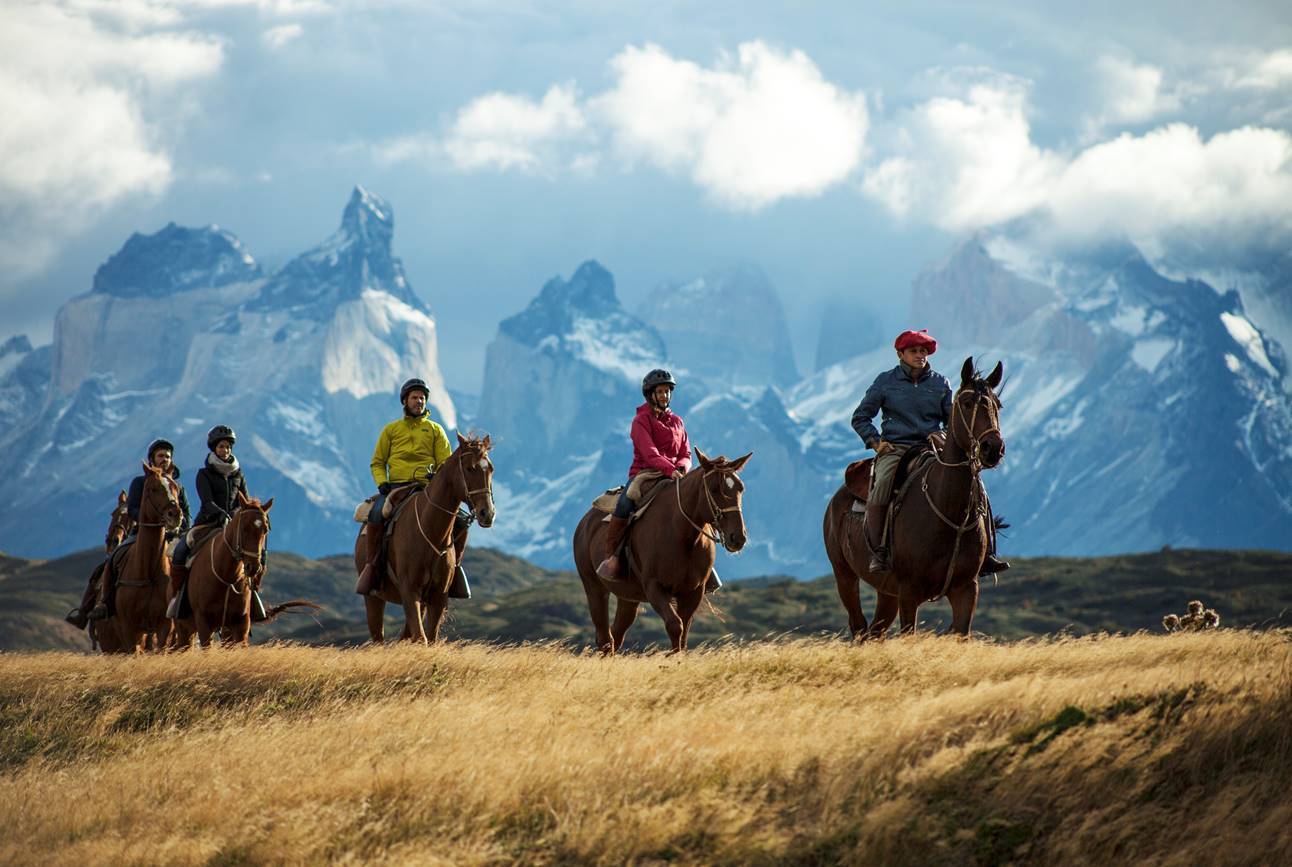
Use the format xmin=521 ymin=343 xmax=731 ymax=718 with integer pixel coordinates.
xmin=597 ymin=369 xmax=707 ymax=584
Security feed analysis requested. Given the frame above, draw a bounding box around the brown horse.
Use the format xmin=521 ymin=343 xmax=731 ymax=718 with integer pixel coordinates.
xmin=572 ymin=447 xmax=752 ymax=654
xmin=173 ymin=492 xmax=286 ymax=648
xmin=824 ymin=358 xmax=1005 ymax=639
xmin=74 ymin=490 xmax=133 ymax=652
xmin=353 ymin=434 xmax=495 ymax=645
xmin=106 ymin=463 xmax=183 ymax=652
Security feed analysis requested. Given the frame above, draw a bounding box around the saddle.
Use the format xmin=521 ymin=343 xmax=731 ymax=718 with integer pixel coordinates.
xmin=595 ymin=475 xmax=670 ymax=523
xmin=842 ymin=432 xmax=948 ymax=505
xmin=100 ymin=541 xmax=135 ymax=616
xmin=185 ymin=524 xmax=223 ymax=556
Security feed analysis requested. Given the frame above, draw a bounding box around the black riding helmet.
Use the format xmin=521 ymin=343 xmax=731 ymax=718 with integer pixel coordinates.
xmin=641 ymin=368 xmax=676 ymax=399
xmin=400 ymin=378 xmax=430 ymax=404
xmin=207 ymin=425 xmax=236 ymax=451
xmin=146 ymin=438 xmax=175 ymax=460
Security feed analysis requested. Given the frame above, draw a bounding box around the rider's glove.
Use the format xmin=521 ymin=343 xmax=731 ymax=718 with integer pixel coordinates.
xmin=874 ymin=440 xmax=895 ymax=457
xmin=378 ymin=482 xmax=392 ymax=495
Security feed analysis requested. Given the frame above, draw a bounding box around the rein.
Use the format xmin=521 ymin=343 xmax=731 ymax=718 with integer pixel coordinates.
xmin=404 ymin=448 xmax=493 ymax=560
xmin=920 ymin=388 xmax=998 ymax=599
xmin=118 ymin=476 xmax=180 ymax=587
xmin=675 ymin=468 xmax=743 ymax=550
xmin=207 ymin=509 xmax=268 ymax=628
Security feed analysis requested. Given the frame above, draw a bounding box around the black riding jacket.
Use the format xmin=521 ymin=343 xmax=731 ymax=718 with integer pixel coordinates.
xmin=193 ymin=454 xmax=249 ymax=526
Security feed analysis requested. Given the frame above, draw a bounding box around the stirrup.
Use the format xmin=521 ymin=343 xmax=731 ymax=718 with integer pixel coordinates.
xmin=65 ymin=608 xmax=88 ymax=629
xmin=979 ymin=555 xmax=1010 ymax=576
xmin=868 ymin=549 xmax=890 ymax=573
xmin=88 ymin=603 xmax=110 ymax=621
xmin=705 ymin=570 xmax=722 ymax=593
xmin=448 ymin=566 xmax=471 ymax=600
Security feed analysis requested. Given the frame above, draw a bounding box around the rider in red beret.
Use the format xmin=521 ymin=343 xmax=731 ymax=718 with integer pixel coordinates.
xmin=851 ymin=329 xmax=1009 ymax=575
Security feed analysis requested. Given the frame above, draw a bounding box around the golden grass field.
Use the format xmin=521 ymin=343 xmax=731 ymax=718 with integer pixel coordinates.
xmin=1 ymin=632 xmax=1289 ymax=865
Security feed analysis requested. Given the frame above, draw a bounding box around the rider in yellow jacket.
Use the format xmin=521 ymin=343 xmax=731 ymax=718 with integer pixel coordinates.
xmin=357 ymin=378 xmax=464 ymax=598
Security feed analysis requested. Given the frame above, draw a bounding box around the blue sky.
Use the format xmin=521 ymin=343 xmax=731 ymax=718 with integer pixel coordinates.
xmin=2 ymin=0 xmax=1290 ymax=389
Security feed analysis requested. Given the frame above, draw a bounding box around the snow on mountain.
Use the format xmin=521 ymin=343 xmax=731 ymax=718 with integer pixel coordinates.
xmin=0 ymin=187 xmax=455 ymax=558
xmin=643 ymin=264 xmax=799 ymax=391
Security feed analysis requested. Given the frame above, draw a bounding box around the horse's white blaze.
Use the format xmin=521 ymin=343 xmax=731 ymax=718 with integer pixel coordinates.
xmin=725 ymin=476 xmax=735 ymax=490
xmin=254 ymin=519 xmax=263 ymax=528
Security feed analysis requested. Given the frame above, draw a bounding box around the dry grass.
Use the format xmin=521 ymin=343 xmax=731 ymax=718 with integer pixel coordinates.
xmin=0 ymin=631 xmax=1289 ymax=865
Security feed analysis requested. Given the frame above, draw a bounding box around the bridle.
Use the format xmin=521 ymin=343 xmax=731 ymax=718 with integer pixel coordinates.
xmin=412 ymin=446 xmax=494 ymax=555
xmin=105 ymin=504 xmax=133 ymax=551
xmin=208 ymin=505 xmax=270 ymax=627
xmin=138 ymin=474 xmax=181 ymax=531
xmin=676 ymin=466 xmax=745 ymax=552
xmin=920 ymin=382 xmax=1002 ymax=599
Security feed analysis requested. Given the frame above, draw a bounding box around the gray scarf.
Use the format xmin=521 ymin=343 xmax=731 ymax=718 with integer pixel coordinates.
xmin=206 ymin=452 xmax=240 ymax=477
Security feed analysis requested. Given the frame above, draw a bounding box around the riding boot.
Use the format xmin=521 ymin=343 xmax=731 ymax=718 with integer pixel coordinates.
xmin=251 ymin=591 xmax=269 ymax=622
xmin=705 ymin=568 xmax=722 ymax=593
xmin=66 ymin=569 xmax=101 ymax=628
xmin=596 ymin=516 xmax=630 ymax=579
xmin=169 ymin=562 xmax=189 ymax=597
xmin=89 ymin=565 xmax=113 ymax=621
xmin=978 ymin=496 xmax=1010 ymax=576
xmin=354 ymin=522 xmax=385 ymax=596
xmin=865 ymin=500 xmax=891 ymax=573
xmin=448 ymin=565 xmax=471 ymax=599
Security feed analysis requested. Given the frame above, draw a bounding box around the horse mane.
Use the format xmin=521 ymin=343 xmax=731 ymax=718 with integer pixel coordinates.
xmin=240 ymin=497 xmax=265 ymax=510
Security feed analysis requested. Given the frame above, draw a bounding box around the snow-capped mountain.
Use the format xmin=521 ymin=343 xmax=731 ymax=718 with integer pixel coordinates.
xmin=642 ymin=264 xmax=799 ymax=391
xmin=0 ymin=187 xmax=455 ymax=557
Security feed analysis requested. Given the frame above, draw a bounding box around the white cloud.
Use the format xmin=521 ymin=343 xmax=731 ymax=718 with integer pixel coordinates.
xmin=593 ymin=41 xmax=869 ymax=210
xmin=443 ymin=84 xmax=589 ymax=173
xmin=862 ymin=81 xmax=1061 ymax=230
xmin=1090 ymin=56 xmax=1180 ymax=127
xmin=262 ymin=22 xmax=303 ymax=48
xmin=0 ymin=2 xmax=224 ymax=274
xmin=863 ymin=75 xmax=1292 ymax=268
xmin=1228 ymin=47 xmax=1292 ymax=91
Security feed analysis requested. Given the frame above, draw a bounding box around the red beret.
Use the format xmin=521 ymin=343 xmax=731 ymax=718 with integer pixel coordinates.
xmin=894 ymin=329 xmax=937 ymax=353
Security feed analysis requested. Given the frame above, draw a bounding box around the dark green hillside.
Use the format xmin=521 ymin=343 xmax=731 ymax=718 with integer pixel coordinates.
xmin=1 ymin=545 xmax=1289 ymax=652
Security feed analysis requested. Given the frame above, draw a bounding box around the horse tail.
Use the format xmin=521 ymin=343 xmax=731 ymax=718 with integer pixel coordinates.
xmin=260 ymin=599 xmax=323 ymax=622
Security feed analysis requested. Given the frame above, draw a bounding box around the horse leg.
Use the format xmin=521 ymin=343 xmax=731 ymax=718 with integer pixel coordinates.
xmin=610 ymin=598 xmax=640 ymax=653
xmin=194 ymin=609 xmax=214 ymax=649
xmin=643 ymin=581 xmax=685 ymax=653
xmin=402 ymin=594 xmax=428 ymax=645
xmin=866 ymin=593 xmax=899 ymax=640
xmin=579 ymin=572 xmax=614 ymax=654
xmin=834 ymin=572 xmax=868 ymax=641
xmin=423 ymin=594 xmax=448 ymax=643
xmin=675 ymin=586 xmax=705 ymax=652
xmin=945 ymin=577 xmax=979 ymax=637
xmin=364 ymin=596 xmax=386 ymax=644
xmin=898 ymin=592 xmax=920 ymax=636
xmin=231 ymin=611 xmax=252 ymax=647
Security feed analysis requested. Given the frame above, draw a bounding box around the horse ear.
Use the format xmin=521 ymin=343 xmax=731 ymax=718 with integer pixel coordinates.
xmin=118 ymin=490 xmax=127 ymax=503
xmin=728 ymin=451 xmax=753 ymax=472
xmin=262 ymin=497 xmax=274 ymax=512
xmin=236 ymin=490 xmax=249 ymax=506
xmin=456 ymin=432 xmax=467 ymax=446
xmin=960 ymin=357 xmax=975 ymax=386
xmin=694 ymin=446 xmax=712 ymax=468
xmin=481 ymin=435 xmax=492 ymax=450
xmin=985 ymin=360 xmax=1004 ymax=390
xmin=142 ymin=461 xmax=153 ymax=474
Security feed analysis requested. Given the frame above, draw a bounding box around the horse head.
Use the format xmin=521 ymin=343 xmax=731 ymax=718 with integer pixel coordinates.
xmin=451 ymin=432 xmax=496 ymax=528
xmin=140 ymin=462 xmax=183 ymax=531
xmin=105 ymin=489 xmax=132 ymax=552
xmin=693 ymin=447 xmax=753 ymax=553
xmin=954 ymin=358 xmax=1005 ymax=469
xmin=232 ymin=490 xmax=273 ymax=584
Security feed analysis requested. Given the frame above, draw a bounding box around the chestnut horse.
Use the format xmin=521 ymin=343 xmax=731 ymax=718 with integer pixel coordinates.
xmin=171 ymin=492 xmax=317 ymax=648
xmin=572 ymin=447 xmax=752 ymax=654
xmin=352 ymin=434 xmax=495 ymax=645
xmin=823 ymin=358 xmax=1005 ymax=639
xmin=108 ymin=463 xmax=183 ymax=652
xmin=78 ymin=491 xmax=133 ymax=653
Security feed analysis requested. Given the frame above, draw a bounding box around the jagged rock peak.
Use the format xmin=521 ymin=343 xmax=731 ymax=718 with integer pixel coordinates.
xmin=91 ymin=222 xmax=261 ymax=298
xmin=0 ymin=335 xmax=32 ymax=359
xmin=501 ymin=260 xmax=625 ymax=345
xmin=251 ymin=185 xmax=423 ymax=316
xmin=340 ymin=185 xmax=394 ymax=242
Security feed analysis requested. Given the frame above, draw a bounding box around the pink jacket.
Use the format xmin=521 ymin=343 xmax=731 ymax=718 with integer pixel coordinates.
xmin=629 ymin=402 xmax=692 ymax=478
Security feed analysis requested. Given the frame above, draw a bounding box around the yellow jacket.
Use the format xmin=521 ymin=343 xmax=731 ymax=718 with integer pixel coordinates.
xmin=370 ymin=414 xmax=452 ymax=487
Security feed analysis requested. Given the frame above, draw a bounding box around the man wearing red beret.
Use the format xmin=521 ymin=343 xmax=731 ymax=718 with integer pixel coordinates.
xmin=851 ymin=329 xmax=1009 ymax=575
